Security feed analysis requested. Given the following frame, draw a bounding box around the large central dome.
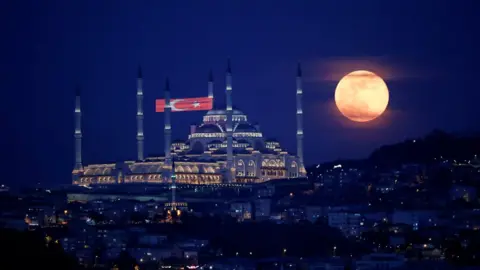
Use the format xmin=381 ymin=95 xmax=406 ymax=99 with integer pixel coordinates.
xmin=183 ymin=106 xmax=267 ymax=154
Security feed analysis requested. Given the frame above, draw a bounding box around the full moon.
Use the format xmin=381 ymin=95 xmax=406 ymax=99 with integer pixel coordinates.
xmin=334 ymin=70 xmax=389 ymax=122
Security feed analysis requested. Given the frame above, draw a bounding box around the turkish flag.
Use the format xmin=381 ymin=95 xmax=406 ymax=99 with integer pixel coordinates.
xmin=156 ymin=97 xmax=213 ymax=112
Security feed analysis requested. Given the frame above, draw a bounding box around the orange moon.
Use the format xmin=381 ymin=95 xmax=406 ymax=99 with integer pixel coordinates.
xmin=334 ymin=70 xmax=389 ymax=122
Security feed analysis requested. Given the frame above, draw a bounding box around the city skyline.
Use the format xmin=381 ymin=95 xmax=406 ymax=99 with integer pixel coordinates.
xmin=1 ymin=2 xmax=480 ymax=268
xmin=1 ymin=1 xmax=476 ymax=186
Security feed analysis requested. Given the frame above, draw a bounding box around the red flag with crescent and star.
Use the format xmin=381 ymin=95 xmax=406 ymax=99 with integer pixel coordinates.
xmin=155 ymin=97 xmax=213 ymax=112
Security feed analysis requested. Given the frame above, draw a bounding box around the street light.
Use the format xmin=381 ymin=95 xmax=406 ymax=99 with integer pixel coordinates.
xmin=333 ymin=246 xmax=337 ymax=257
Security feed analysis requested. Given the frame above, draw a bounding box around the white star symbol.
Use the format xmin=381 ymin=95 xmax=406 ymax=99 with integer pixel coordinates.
xmin=193 ymin=101 xmax=200 ymax=108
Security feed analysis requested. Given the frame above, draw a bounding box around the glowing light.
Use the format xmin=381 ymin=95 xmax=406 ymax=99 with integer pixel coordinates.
xmin=335 ymin=70 xmax=389 ymax=122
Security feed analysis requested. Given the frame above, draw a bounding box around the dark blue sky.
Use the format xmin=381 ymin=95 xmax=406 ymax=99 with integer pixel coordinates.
xmin=1 ymin=1 xmax=477 ymax=187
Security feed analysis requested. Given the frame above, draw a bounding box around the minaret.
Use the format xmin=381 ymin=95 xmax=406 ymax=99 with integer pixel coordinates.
xmin=74 ymin=87 xmax=83 ymax=171
xmin=296 ymin=63 xmax=305 ymax=172
xmin=225 ymin=59 xmax=234 ymax=183
xmin=164 ymin=78 xmax=172 ymax=180
xmin=136 ymin=66 xmax=144 ymax=160
xmin=171 ymin=158 xmax=177 ymax=210
xmin=208 ymin=69 xmax=214 ymax=101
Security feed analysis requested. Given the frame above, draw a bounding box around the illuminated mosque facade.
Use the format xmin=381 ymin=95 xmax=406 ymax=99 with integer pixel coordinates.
xmin=72 ymin=60 xmax=306 ymax=186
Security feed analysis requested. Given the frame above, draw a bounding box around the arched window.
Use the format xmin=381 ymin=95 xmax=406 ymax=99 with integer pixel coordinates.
xmin=247 ymin=160 xmax=256 ymax=177
xmin=102 ymin=167 xmax=111 ymax=175
xmin=236 ymin=159 xmax=246 ymax=177
xmin=176 ymin=165 xmax=185 ymax=173
xmin=262 ymin=159 xmax=269 ymax=167
xmin=290 ymin=161 xmax=298 ymax=177
xmin=275 ymin=159 xmax=283 ymax=167
xmin=191 ymin=141 xmax=204 ymax=153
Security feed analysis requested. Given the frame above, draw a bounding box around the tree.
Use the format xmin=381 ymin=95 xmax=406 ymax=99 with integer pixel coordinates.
xmin=313 ymin=216 xmax=328 ymax=226
xmin=113 ymin=251 xmax=138 ymax=270
xmin=0 ymin=229 xmax=79 ymax=269
xmin=89 ymin=211 xmax=106 ymax=224
xmin=130 ymin=211 xmax=148 ymax=223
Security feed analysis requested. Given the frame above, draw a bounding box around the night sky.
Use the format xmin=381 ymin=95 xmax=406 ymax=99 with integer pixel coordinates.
xmin=1 ymin=1 xmax=477 ymax=187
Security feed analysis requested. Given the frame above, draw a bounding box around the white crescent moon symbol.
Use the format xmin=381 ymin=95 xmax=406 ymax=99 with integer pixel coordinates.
xmin=170 ymin=99 xmax=185 ymax=111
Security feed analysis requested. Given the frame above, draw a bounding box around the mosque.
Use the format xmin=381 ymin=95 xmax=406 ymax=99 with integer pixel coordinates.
xmin=72 ymin=60 xmax=306 ymax=186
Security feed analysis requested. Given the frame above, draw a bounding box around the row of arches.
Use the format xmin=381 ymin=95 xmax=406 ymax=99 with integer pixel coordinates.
xmin=84 ymin=167 xmax=114 ymax=176
xmin=89 ymin=164 xmax=218 ymax=175
xmin=175 ymin=165 xmax=216 ymax=174
xmin=81 ymin=173 xmax=223 ymax=185
xmin=235 ymin=159 xmax=299 ymax=177
xmin=79 ymin=176 xmax=115 ymax=184
xmin=236 ymin=159 xmax=256 ymax=177
xmin=175 ymin=174 xmax=221 ymax=184
xmin=261 ymin=159 xmax=286 ymax=168
xmin=121 ymin=173 xmax=222 ymax=185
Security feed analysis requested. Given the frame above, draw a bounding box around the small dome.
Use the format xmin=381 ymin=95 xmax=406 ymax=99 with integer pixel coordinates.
xmin=195 ymin=124 xmax=223 ymax=133
xmin=210 ymin=148 xmax=227 ymax=154
xmin=234 ymin=123 xmax=257 ymax=133
xmin=205 ymin=109 xmax=223 ymax=115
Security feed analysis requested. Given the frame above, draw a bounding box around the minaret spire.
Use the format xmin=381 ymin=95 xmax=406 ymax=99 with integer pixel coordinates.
xmin=296 ymin=62 xmax=305 ymax=175
xmin=164 ymin=78 xmax=176 ymax=210
xmin=164 ymin=77 xmax=172 ymax=181
xmin=74 ymin=87 xmax=83 ymax=171
xmin=208 ymin=69 xmax=214 ymax=100
xmin=225 ymin=58 xmax=234 ymax=183
xmin=136 ymin=66 xmax=144 ymax=160
xmin=171 ymin=158 xmax=177 ymax=211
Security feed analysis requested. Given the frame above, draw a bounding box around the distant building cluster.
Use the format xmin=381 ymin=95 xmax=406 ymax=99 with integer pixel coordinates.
xmin=1 ymin=152 xmax=480 ymax=268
